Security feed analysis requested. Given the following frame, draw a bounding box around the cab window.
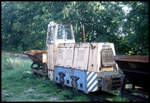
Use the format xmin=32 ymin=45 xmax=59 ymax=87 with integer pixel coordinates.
xmin=57 ymin=24 xmax=73 ymax=40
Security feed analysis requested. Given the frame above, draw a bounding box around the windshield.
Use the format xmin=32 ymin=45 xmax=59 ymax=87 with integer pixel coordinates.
xmin=57 ymin=24 xmax=73 ymax=40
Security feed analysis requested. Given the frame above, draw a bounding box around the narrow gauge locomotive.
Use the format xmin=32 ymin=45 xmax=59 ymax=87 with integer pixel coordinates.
xmin=44 ymin=21 xmax=122 ymax=93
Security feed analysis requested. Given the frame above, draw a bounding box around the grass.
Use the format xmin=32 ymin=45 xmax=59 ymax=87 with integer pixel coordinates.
xmin=1 ymin=52 xmax=129 ymax=102
xmin=1 ymin=52 xmax=90 ymax=102
xmin=105 ymin=90 xmax=130 ymax=102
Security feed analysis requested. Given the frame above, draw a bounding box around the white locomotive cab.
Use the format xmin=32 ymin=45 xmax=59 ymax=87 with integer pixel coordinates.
xmin=46 ymin=21 xmax=75 ymax=80
xmin=46 ymin=21 xmax=75 ymax=45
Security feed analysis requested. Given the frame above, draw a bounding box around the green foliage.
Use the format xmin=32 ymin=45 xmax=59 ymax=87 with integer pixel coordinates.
xmin=121 ymin=2 xmax=149 ymax=55
xmin=1 ymin=1 xmax=149 ymax=55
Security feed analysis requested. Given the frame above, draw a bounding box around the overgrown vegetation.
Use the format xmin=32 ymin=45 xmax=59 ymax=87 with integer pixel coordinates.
xmin=1 ymin=1 xmax=149 ymax=55
xmin=1 ymin=52 xmax=90 ymax=101
xmin=2 ymin=52 xmax=129 ymax=102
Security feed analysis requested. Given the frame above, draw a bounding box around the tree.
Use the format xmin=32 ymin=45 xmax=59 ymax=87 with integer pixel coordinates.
xmin=1 ymin=1 xmax=149 ymax=55
xmin=122 ymin=2 xmax=149 ymax=55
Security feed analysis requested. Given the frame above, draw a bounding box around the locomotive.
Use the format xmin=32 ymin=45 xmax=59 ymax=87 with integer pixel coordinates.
xmin=44 ymin=21 xmax=123 ymax=94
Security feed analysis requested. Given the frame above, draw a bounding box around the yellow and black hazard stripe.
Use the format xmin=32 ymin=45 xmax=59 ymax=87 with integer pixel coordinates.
xmin=87 ymin=71 xmax=98 ymax=92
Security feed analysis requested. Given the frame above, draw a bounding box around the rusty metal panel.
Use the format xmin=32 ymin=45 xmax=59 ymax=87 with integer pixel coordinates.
xmin=73 ymin=43 xmax=90 ymax=70
xmin=86 ymin=43 xmax=116 ymax=72
xmin=97 ymin=43 xmax=116 ymax=71
xmin=87 ymin=43 xmax=99 ymax=72
xmin=114 ymin=56 xmax=149 ymax=63
xmin=98 ymin=71 xmax=122 ymax=91
xmin=24 ymin=50 xmax=46 ymax=64
xmin=101 ymin=48 xmax=115 ymax=67
xmin=102 ymin=76 xmax=112 ymax=91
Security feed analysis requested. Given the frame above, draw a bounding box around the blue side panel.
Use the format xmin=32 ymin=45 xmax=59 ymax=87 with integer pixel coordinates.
xmin=54 ymin=66 xmax=73 ymax=87
xmin=54 ymin=66 xmax=99 ymax=93
xmin=54 ymin=66 xmax=88 ymax=92
xmin=73 ymin=69 xmax=87 ymax=91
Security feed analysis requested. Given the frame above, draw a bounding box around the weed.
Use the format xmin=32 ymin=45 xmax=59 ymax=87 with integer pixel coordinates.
xmin=72 ymin=95 xmax=90 ymax=101
xmin=112 ymin=96 xmax=130 ymax=102
xmin=58 ymin=89 xmax=73 ymax=100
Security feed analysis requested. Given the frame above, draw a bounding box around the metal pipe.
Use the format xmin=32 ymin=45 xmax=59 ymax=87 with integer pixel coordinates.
xmin=82 ymin=25 xmax=86 ymax=42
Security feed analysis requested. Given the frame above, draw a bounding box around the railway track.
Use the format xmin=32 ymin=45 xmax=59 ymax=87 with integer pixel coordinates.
xmin=86 ymin=93 xmax=111 ymax=102
xmin=86 ymin=90 xmax=116 ymax=102
xmin=87 ymin=89 xmax=148 ymax=102
xmin=68 ymin=85 xmax=149 ymax=102
xmin=76 ymin=89 xmax=117 ymax=102
xmin=120 ymin=89 xmax=149 ymax=102
xmin=56 ymin=84 xmax=112 ymax=102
